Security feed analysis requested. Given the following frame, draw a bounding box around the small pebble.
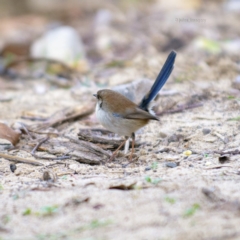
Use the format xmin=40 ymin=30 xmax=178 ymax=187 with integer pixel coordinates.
xmin=42 ymin=170 xmax=56 ymax=182
xmin=168 ymin=134 xmax=184 ymax=143
xmin=159 ymin=131 xmax=167 ymax=138
xmin=144 ymin=167 xmax=151 ymax=171
xmin=202 ymin=128 xmax=211 ymax=135
xmin=205 ymin=161 xmax=212 ymax=166
xmin=10 ymin=163 xmax=17 ymax=173
xmin=165 ymin=162 xmax=178 ymax=168
xmin=168 ymin=134 xmax=179 ymax=143
xmin=219 ymin=155 xmax=230 ymax=164
xmin=183 ymin=150 xmax=192 ymax=156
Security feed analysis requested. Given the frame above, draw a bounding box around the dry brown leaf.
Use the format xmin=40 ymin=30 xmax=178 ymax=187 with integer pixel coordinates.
xmin=109 ymin=180 xmax=137 ymax=190
xmin=0 ymin=122 xmax=21 ymax=145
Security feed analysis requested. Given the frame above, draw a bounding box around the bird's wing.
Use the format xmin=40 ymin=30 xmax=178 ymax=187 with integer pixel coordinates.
xmin=116 ymin=107 xmax=158 ymax=120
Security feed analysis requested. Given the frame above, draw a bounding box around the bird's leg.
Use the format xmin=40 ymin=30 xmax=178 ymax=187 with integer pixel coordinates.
xmin=124 ymin=138 xmax=130 ymax=154
xmin=109 ymin=137 xmax=128 ymax=162
xmin=129 ymin=132 xmax=135 ymax=161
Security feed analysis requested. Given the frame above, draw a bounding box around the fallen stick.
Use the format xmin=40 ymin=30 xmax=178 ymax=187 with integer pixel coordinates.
xmin=78 ymin=129 xmax=141 ymax=149
xmin=0 ymin=152 xmax=43 ymax=166
xmin=214 ymin=149 xmax=240 ymax=155
xmin=31 ymin=136 xmax=71 ymax=160
xmin=65 ymin=135 xmax=111 ymax=158
xmin=204 ymin=164 xmax=233 ymax=170
xmin=78 ymin=129 xmax=122 ymax=148
xmin=28 ymin=104 xmax=94 ymax=130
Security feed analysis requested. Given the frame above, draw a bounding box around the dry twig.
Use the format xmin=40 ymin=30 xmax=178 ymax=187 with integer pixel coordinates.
xmin=31 ymin=136 xmax=71 ymax=160
xmin=78 ymin=129 xmax=141 ymax=150
xmin=214 ymin=149 xmax=240 ymax=155
xmin=65 ymin=135 xmax=111 ymax=158
xmin=0 ymin=152 xmax=43 ymax=166
xmin=28 ymin=104 xmax=94 ymax=130
xmin=78 ymin=129 xmax=122 ymax=148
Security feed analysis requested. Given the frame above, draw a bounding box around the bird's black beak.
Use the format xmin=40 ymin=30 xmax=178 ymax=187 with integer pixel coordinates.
xmin=93 ymin=94 xmax=97 ymax=98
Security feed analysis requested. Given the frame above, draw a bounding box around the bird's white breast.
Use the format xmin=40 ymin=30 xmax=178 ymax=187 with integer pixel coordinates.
xmin=95 ymin=102 xmax=147 ymax=137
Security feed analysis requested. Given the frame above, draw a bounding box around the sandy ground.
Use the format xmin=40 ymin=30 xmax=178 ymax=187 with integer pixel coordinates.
xmin=1 ymin=77 xmax=240 ymax=240
xmin=1 ymin=1 xmax=240 ymax=240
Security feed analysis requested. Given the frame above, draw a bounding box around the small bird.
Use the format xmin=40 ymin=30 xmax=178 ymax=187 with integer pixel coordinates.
xmin=94 ymin=50 xmax=177 ymax=161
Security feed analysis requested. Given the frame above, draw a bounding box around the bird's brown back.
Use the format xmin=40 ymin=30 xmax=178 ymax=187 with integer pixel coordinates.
xmin=97 ymin=89 xmax=158 ymax=120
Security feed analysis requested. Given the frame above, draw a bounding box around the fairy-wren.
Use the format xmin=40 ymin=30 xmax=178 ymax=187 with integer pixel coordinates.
xmin=94 ymin=51 xmax=177 ymax=161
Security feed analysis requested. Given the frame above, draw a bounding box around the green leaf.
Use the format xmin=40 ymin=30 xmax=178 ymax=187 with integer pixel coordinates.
xmin=183 ymin=203 xmax=201 ymax=217
xmin=196 ymin=37 xmax=221 ymax=54
xmin=228 ymin=116 xmax=240 ymax=121
xmin=165 ymin=197 xmax=176 ymax=204
xmin=145 ymin=176 xmax=152 ymax=183
xmin=23 ymin=208 xmax=32 ymax=216
xmin=151 ymin=162 xmax=158 ymax=170
xmin=144 ymin=176 xmax=161 ymax=185
xmin=38 ymin=205 xmax=59 ymax=216
xmin=90 ymin=219 xmax=112 ymax=229
xmin=152 ymin=178 xmax=161 ymax=185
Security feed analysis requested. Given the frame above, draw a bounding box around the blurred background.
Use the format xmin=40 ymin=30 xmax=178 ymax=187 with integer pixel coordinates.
xmin=0 ymin=0 xmax=239 ymax=89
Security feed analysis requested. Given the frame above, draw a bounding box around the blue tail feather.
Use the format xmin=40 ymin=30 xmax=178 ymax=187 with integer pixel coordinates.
xmin=139 ymin=50 xmax=177 ymax=111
